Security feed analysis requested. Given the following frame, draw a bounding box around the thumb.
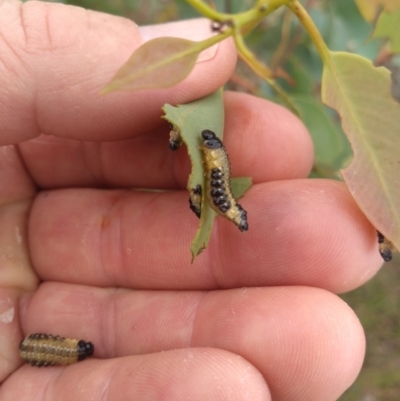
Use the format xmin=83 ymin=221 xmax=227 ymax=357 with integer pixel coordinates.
xmin=0 ymin=1 xmax=236 ymax=145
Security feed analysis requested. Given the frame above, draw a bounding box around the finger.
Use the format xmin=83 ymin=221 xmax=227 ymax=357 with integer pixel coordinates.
xmin=29 ymin=179 xmax=382 ymax=293
xmin=0 ymin=146 xmax=39 ymax=381
xmin=2 ymin=347 xmax=271 ymax=401
xmin=19 ymin=283 xmax=365 ymax=401
xmin=18 ymin=92 xmax=313 ymax=189
xmin=0 ymin=2 xmax=236 ymax=145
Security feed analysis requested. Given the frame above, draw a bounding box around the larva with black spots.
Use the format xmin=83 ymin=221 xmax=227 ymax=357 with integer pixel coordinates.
xmin=200 ymin=129 xmax=248 ymax=232
xmin=168 ymin=124 xmax=183 ymax=151
xmin=19 ymin=333 xmax=94 ymax=367
xmin=377 ymin=231 xmax=393 ymax=262
xmin=189 ymin=184 xmax=202 ymax=218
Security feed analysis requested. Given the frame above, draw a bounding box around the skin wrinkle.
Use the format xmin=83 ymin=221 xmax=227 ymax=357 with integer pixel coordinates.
xmin=18 ymin=2 xmax=28 ymax=47
xmin=81 ymin=142 xmax=103 ymax=186
xmin=9 ymin=145 xmax=36 ymax=197
xmin=188 ymin=291 xmax=207 ymax=350
xmin=204 ymin=220 xmax=226 ymax=289
xmin=43 ymin=371 xmax=59 ymax=401
xmin=22 ymin=2 xmax=81 ymax=53
xmin=29 ymin=81 xmax=41 ymax=144
xmin=97 ymin=142 xmax=108 ymax=186
xmin=115 ymin=197 xmax=126 ymax=288
xmin=105 ymin=289 xmax=119 ymax=359
xmin=44 ymin=4 xmax=53 ymax=48
xmin=84 ymin=8 xmax=93 ymax=32
xmin=100 ymin=192 xmax=125 ymax=286
xmin=0 ymin=31 xmax=26 ymax=76
xmin=80 ymin=221 xmax=93 ymax=264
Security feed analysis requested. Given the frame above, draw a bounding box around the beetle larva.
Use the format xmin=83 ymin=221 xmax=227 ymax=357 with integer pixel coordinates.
xmin=189 ymin=184 xmax=202 ymax=218
xmin=377 ymin=231 xmax=393 ymax=262
xmin=19 ymin=333 xmax=94 ymax=367
xmin=168 ymin=124 xmax=183 ymax=151
xmin=200 ymin=129 xmax=248 ymax=232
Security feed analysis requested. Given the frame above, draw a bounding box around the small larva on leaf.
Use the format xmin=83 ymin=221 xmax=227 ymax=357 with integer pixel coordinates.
xmin=168 ymin=124 xmax=183 ymax=151
xmin=200 ymin=129 xmax=248 ymax=232
xmin=189 ymin=185 xmax=202 ymax=218
xmin=377 ymin=231 xmax=393 ymax=262
xmin=19 ymin=333 xmax=94 ymax=367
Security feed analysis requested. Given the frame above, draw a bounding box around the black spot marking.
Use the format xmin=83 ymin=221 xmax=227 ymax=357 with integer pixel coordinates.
xmin=189 ymin=185 xmax=202 ymax=218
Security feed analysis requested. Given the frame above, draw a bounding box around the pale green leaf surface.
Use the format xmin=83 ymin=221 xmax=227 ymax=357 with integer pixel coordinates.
xmin=231 ymin=177 xmax=252 ymax=199
xmin=373 ymin=10 xmax=400 ymax=53
xmin=163 ymin=91 xmax=251 ymax=261
xmin=322 ymin=51 xmax=400 ymax=251
xmin=391 ymin=67 xmax=400 ymax=103
xmin=355 ymin=0 xmax=400 ymax=21
xmin=102 ymin=37 xmax=200 ymax=93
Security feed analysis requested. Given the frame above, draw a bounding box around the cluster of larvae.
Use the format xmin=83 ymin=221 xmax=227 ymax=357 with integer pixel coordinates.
xmin=169 ymin=125 xmax=248 ymax=232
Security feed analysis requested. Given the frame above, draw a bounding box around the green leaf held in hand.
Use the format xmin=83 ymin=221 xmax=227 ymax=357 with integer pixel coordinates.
xmin=163 ymin=90 xmax=252 ymax=262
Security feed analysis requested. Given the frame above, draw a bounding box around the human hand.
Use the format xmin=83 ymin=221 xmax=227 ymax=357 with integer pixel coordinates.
xmin=0 ymin=2 xmax=383 ymax=400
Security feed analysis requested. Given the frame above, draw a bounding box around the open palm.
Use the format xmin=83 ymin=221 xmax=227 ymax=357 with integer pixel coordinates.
xmin=0 ymin=2 xmax=382 ymax=400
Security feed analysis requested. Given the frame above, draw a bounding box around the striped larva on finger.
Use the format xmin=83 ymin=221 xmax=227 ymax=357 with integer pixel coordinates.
xmin=19 ymin=333 xmax=94 ymax=367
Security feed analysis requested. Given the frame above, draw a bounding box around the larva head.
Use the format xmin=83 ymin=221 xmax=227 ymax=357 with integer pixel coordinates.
xmin=201 ymin=130 xmax=223 ymax=149
xmin=169 ymin=124 xmax=183 ymax=151
xmin=169 ymin=140 xmax=181 ymax=151
xmin=77 ymin=340 xmax=94 ymax=361
xmin=377 ymin=231 xmax=393 ymax=262
xmin=237 ymin=206 xmax=249 ymax=232
xmin=238 ymin=220 xmax=249 ymax=232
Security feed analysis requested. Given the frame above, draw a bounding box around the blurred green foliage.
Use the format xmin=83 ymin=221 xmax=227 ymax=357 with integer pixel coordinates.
xmin=54 ymin=0 xmax=400 ymax=399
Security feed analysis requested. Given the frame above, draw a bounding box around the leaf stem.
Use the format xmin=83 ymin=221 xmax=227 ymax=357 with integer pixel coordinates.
xmin=193 ymin=27 xmax=234 ymax=51
xmin=184 ymin=0 xmax=230 ymax=20
xmin=286 ymin=0 xmax=331 ymax=66
xmin=185 ymin=0 xmax=290 ymax=28
xmin=269 ymin=8 xmax=293 ymax=69
xmin=234 ymin=29 xmax=298 ymax=114
xmin=234 ymin=30 xmax=274 ymax=79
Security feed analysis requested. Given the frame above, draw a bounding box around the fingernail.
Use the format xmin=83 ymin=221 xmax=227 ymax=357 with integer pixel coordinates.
xmin=139 ymin=18 xmax=219 ymax=62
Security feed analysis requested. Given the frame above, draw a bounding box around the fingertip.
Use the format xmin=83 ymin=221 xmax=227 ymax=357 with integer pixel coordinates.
xmin=192 ymin=286 xmax=365 ymax=401
xmin=280 ymin=287 xmax=366 ymax=400
xmin=2 ymin=350 xmax=271 ymax=401
xmin=246 ymin=179 xmax=382 ymax=292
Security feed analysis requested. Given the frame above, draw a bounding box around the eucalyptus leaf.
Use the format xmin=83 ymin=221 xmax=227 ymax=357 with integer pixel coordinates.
xmin=322 ymin=51 xmax=400 ymax=252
